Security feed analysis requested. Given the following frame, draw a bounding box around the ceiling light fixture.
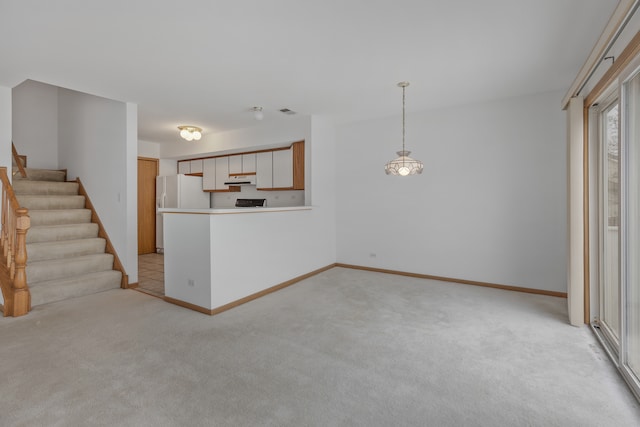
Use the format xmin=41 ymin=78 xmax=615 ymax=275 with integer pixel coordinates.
xmin=384 ymin=82 xmax=423 ymax=176
xmin=251 ymin=106 xmax=264 ymax=120
xmin=178 ymin=125 xmax=202 ymax=141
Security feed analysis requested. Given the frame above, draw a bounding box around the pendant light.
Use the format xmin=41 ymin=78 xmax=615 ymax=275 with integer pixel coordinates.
xmin=384 ymin=82 xmax=423 ymax=176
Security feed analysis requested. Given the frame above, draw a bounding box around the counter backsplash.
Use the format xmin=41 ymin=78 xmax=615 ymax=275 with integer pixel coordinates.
xmin=210 ymin=186 xmax=305 ymax=208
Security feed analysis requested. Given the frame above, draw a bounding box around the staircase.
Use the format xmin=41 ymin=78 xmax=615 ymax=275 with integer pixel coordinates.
xmin=12 ymin=168 xmax=122 ymax=308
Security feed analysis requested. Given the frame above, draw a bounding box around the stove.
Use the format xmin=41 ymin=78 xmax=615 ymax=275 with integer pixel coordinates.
xmin=235 ymin=198 xmax=266 ymax=208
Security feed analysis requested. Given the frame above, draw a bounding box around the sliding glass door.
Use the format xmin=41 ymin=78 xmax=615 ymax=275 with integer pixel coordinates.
xmin=599 ymin=99 xmax=620 ymax=352
xmin=622 ymin=68 xmax=640 ymax=395
xmin=592 ymin=61 xmax=640 ymax=400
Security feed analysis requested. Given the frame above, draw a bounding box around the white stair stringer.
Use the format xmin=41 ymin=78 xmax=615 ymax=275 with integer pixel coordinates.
xmin=11 ymin=171 xmax=122 ymax=308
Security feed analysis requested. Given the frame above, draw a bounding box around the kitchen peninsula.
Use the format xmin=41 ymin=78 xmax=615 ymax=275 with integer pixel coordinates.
xmin=159 ymin=205 xmax=320 ymax=314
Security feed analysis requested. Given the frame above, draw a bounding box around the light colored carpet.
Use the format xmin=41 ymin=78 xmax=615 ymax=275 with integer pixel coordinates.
xmin=1 ymin=267 xmax=639 ymax=426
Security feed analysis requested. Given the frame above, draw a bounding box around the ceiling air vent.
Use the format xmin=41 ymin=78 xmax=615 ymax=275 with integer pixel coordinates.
xmin=279 ymin=108 xmax=296 ymax=115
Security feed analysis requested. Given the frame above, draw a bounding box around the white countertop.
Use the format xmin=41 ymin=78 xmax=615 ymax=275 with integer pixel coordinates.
xmin=159 ymin=206 xmax=312 ymax=215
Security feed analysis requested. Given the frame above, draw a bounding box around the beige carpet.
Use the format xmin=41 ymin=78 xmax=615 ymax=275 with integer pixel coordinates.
xmin=1 ymin=267 xmax=639 ymax=426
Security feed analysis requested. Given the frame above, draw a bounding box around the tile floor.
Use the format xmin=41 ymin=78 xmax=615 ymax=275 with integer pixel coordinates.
xmin=137 ymin=253 xmax=164 ymax=298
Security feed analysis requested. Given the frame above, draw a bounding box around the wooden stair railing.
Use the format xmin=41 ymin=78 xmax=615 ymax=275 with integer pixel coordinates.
xmin=0 ymin=166 xmax=31 ymax=317
xmin=12 ymin=143 xmax=27 ymax=179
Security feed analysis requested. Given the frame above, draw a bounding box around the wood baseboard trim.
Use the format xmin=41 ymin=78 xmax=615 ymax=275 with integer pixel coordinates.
xmin=127 ymin=282 xmax=139 ymax=289
xmin=163 ymin=296 xmax=212 ymax=315
xmin=209 ymin=264 xmax=336 ymax=315
xmin=335 ymin=263 xmax=568 ymax=298
xmin=164 ymin=264 xmax=337 ymax=316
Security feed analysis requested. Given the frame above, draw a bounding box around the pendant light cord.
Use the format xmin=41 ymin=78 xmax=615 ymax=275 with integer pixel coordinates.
xmin=402 ymin=84 xmax=406 ymax=167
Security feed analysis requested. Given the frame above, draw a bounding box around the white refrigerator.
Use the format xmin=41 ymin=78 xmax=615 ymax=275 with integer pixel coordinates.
xmin=156 ymin=174 xmax=210 ymax=252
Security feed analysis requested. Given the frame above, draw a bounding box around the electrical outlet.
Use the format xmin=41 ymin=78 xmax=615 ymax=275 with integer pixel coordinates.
xmin=187 ymin=279 xmax=195 ymax=287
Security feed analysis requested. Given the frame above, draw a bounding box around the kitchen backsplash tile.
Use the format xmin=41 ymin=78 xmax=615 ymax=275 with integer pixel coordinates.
xmin=210 ymin=186 xmax=304 ymax=208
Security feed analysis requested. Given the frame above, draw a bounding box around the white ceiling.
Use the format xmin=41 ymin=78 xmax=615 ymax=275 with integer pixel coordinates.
xmin=0 ymin=0 xmax=619 ymax=144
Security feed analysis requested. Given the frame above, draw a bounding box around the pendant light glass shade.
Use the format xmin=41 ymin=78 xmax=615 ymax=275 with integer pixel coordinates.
xmin=385 ymin=150 xmax=424 ymax=176
xmin=385 ymin=82 xmax=423 ymax=176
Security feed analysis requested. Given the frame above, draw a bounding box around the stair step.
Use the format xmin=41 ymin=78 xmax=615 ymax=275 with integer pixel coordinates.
xmin=27 ymin=223 xmax=99 ymax=243
xmin=27 ymin=238 xmax=107 ymax=262
xmin=12 ymin=168 xmax=66 ymax=182
xmin=17 ymin=195 xmax=85 ymax=210
xmin=12 ymin=180 xmax=79 ymax=195
xmin=29 ymin=270 xmax=122 ymax=307
xmin=29 ymin=209 xmax=92 ymax=226
xmin=27 ymin=253 xmax=115 ymax=284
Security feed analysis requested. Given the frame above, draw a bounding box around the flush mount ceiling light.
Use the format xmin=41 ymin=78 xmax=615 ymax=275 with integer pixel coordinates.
xmin=384 ymin=82 xmax=423 ymax=176
xmin=251 ymin=106 xmax=264 ymax=120
xmin=178 ymin=125 xmax=202 ymax=141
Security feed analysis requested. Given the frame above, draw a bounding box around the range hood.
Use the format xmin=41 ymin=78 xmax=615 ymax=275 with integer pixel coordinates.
xmin=224 ymin=175 xmax=256 ymax=186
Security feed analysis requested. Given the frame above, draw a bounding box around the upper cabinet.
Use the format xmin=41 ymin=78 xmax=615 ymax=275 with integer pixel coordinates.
xmin=256 ymin=151 xmax=273 ymax=188
xmin=242 ymin=153 xmax=257 ymax=174
xmin=256 ymin=142 xmax=304 ymax=190
xmin=214 ymin=157 xmax=230 ymax=191
xmin=184 ymin=140 xmax=304 ymax=192
xmin=190 ymin=159 xmax=203 ymax=174
xmin=177 ymin=159 xmax=203 ymax=175
xmin=272 ymin=148 xmax=293 ymax=189
xmin=229 ymin=153 xmax=257 ymax=175
xmin=177 ymin=161 xmax=190 ymax=174
xmin=202 ymin=158 xmax=216 ymax=191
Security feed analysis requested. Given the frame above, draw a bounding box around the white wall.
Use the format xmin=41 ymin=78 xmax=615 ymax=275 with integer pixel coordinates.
xmin=138 ymin=139 xmax=160 ymax=158
xmin=138 ymin=139 xmax=176 ymax=176
xmin=0 ymin=85 xmax=12 ymax=307
xmin=11 ymin=80 xmax=59 ymax=169
xmin=336 ymin=91 xmax=567 ymax=293
xmin=0 ymin=86 xmax=12 ymax=175
xmin=58 ymin=88 xmax=137 ymax=283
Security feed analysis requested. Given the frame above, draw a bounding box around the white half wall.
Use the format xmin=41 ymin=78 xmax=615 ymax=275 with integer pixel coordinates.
xmin=161 ymin=115 xmax=337 ymax=274
xmin=336 ymin=91 xmax=567 ymax=293
xmin=12 ymin=80 xmax=59 ymax=169
xmin=58 ymin=88 xmax=137 ymax=283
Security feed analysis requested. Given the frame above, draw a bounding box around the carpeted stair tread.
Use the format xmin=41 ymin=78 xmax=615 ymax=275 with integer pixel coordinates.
xmin=12 ymin=180 xmax=79 ymax=195
xmin=16 ymin=195 xmax=85 ymax=210
xmin=27 ymin=223 xmax=99 ymax=243
xmin=29 ymin=270 xmax=122 ymax=307
xmin=29 ymin=209 xmax=92 ymax=226
xmin=27 ymin=238 xmax=107 ymax=262
xmin=12 ymin=168 xmax=66 ymax=182
xmin=27 ymin=253 xmax=115 ymax=284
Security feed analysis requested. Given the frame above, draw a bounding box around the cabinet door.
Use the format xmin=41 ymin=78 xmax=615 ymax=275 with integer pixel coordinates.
xmin=242 ymin=153 xmax=257 ymax=174
xmin=190 ymin=159 xmax=203 ymax=174
xmin=178 ymin=161 xmax=190 ymax=174
xmin=228 ymin=155 xmax=242 ymax=174
xmin=215 ymin=157 xmax=229 ymax=190
xmin=256 ymin=152 xmax=273 ymax=189
xmin=202 ymin=158 xmax=216 ymax=190
xmin=272 ymin=148 xmax=293 ymax=188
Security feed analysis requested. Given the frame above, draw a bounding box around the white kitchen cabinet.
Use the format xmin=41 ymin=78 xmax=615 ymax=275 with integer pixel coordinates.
xmin=202 ymin=158 xmax=216 ymax=190
xmin=272 ymin=148 xmax=293 ymax=188
xmin=190 ymin=159 xmax=203 ymax=174
xmin=228 ymin=155 xmax=242 ymax=174
xmin=178 ymin=161 xmax=190 ymax=174
xmin=215 ymin=157 xmax=229 ymax=190
xmin=256 ymin=151 xmax=273 ymax=188
xmin=242 ymin=153 xmax=256 ymax=174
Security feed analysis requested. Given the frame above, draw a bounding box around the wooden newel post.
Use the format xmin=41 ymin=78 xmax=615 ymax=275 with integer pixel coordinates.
xmin=12 ymin=208 xmax=30 ymax=316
